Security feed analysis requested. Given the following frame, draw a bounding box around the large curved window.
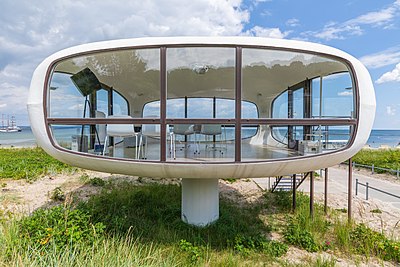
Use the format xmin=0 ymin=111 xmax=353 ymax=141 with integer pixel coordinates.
xmin=46 ymin=45 xmax=357 ymax=163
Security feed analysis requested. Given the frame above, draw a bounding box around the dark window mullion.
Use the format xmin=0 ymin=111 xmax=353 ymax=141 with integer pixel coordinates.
xmin=160 ymin=47 xmax=167 ymax=162
xmin=235 ymin=47 xmax=242 ymax=163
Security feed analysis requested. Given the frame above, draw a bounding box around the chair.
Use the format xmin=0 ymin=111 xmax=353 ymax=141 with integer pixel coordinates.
xmin=102 ymin=115 xmax=141 ymax=158
xmin=141 ymin=124 xmax=174 ymax=159
xmin=200 ymin=124 xmax=226 ymax=154
xmin=94 ymin=111 xmax=106 ymax=153
xmin=173 ymin=124 xmax=199 ymax=155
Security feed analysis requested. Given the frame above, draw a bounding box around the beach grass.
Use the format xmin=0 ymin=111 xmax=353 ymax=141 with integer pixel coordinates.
xmin=1 ymin=148 xmax=400 ymax=265
xmin=353 ymin=148 xmax=400 ymax=172
xmin=0 ymin=147 xmax=77 ymax=181
xmin=1 ymin=180 xmax=400 ymax=266
xmin=1 ymin=182 xmax=286 ymax=266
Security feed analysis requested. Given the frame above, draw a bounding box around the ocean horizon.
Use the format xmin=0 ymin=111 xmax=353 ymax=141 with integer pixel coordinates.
xmin=1 ymin=127 xmax=399 ymax=148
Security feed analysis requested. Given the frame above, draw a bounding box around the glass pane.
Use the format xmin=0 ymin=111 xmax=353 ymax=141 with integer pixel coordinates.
xmin=242 ymin=48 xmax=353 ymax=119
xmin=168 ymin=123 xmax=235 ymax=162
xmin=217 ymin=99 xmax=235 ymax=118
xmin=187 ymin=98 xmax=213 ymax=118
xmin=140 ymin=124 xmax=161 ymax=160
xmin=241 ymin=124 xmax=352 ymax=161
xmin=50 ymin=123 xmax=161 ymax=161
xmin=241 ymin=101 xmax=259 ymax=119
xmin=312 ymin=73 xmax=354 ymax=118
xmin=167 ymin=47 xmax=235 ymax=119
xmin=49 ymin=72 xmax=88 ymax=118
xmin=96 ymin=89 xmax=109 ymax=115
xmin=50 ymin=48 xmax=160 ymax=118
xmin=293 ymin=88 xmax=304 ymax=118
xmin=113 ymin=90 xmax=129 ymax=115
xmin=272 ymin=92 xmax=288 ymax=118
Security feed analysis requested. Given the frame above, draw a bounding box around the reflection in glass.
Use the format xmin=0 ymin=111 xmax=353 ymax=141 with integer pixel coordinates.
xmin=242 ymin=124 xmax=352 ymax=161
xmin=50 ymin=123 xmax=161 ymax=161
xmin=168 ymin=124 xmax=235 ymax=162
xmin=167 ymin=47 xmax=235 ymax=119
xmin=293 ymin=88 xmax=304 ymax=119
xmin=47 ymin=45 xmax=356 ymax=163
xmin=50 ymin=48 xmax=160 ymax=118
xmin=144 ymin=98 xmax=258 ymax=120
xmin=312 ymin=73 xmax=354 ymax=118
xmin=242 ymin=48 xmax=352 ymax=119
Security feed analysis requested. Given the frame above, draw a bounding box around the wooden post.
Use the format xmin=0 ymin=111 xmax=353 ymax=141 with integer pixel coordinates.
xmin=310 ymin=171 xmax=314 ymax=219
xmin=348 ymin=158 xmax=353 ymax=223
xmin=292 ymin=174 xmax=297 ymax=212
xmin=324 ymin=168 xmax=328 ymax=215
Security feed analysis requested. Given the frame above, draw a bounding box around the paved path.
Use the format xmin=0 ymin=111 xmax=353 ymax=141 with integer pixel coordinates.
xmin=253 ymin=166 xmax=400 ymax=210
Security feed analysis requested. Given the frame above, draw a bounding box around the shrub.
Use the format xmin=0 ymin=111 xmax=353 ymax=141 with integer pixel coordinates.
xmin=350 ymin=224 xmax=400 ymax=262
xmin=19 ymin=205 xmax=105 ymax=250
xmin=284 ymin=220 xmax=319 ymax=252
xmin=179 ymin=239 xmax=203 ymax=263
xmin=88 ymin=177 xmax=106 ymax=186
xmin=231 ymin=234 xmax=288 ymax=257
xmin=273 ymin=190 xmax=292 ymax=211
xmin=50 ymin=187 xmax=65 ymax=201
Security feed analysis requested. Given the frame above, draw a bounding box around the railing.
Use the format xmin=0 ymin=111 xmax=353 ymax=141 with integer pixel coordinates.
xmin=340 ymin=161 xmax=400 ymax=179
xmin=355 ymin=178 xmax=400 ymax=200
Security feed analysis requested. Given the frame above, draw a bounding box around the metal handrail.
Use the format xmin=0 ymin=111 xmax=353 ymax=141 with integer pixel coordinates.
xmin=355 ymin=179 xmax=400 ymax=200
xmin=341 ymin=161 xmax=400 ymax=179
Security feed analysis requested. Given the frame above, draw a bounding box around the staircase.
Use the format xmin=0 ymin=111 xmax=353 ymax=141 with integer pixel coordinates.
xmin=271 ymin=172 xmax=310 ymax=192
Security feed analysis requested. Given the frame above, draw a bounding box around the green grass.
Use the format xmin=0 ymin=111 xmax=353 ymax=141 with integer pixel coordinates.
xmin=1 ymin=148 xmax=399 ymax=265
xmin=2 ymin=181 xmax=399 ymax=266
xmin=0 ymin=147 xmax=77 ymax=181
xmin=353 ymin=149 xmax=400 ymax=172
xmin=0 ymin=182 xmax=285 ymax=266
xmin=272 ymin=191 xmax=400 ymax=263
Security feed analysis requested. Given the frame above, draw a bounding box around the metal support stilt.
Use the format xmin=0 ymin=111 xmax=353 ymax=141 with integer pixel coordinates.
xmin=292 ymin=174 xmax=296 ymax=212
xmin=324 ymin=168 xmax=328 ymax=215
xmin=310 ymin=171 xmax=314 ymax=219
xmin=348 ymin=158 xmax=353 ymax=223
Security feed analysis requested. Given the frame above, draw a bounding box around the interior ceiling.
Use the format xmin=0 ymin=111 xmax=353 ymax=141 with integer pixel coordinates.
xmin=54 ymin=49 xmax=349 ymax=106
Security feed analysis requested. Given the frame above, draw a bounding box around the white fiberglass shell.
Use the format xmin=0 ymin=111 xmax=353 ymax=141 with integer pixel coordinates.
xmin=27 ymin=37 xmax=375 ymax=179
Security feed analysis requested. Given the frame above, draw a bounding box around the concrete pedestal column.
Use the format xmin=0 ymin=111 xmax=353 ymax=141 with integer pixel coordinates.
xmin=181 ymin=178 xmax=219 ymax=226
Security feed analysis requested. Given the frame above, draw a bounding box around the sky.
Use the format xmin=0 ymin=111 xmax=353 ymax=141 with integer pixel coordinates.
xmin=0 ymin=0 xmax=399 ymax=129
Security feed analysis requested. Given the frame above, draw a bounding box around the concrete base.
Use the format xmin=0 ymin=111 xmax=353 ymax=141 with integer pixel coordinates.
xmin=181 ymin=178 xmax=219 ymax=226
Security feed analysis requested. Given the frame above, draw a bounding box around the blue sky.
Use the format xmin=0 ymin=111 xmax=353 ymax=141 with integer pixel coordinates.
xmin=0 ymin=0 xmax=399 ymax=129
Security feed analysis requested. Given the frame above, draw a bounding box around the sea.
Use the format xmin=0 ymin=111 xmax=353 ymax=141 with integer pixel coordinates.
xmin=0 ymin=127 xmax=400 ymax=148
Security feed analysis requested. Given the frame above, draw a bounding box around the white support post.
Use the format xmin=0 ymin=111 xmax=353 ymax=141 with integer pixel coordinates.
xmin=181 ymin=178 xmax=219 ymax=227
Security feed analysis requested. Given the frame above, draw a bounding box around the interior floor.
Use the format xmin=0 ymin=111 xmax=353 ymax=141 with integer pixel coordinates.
xmin=104 ymin=138 xmax=304 ymax=162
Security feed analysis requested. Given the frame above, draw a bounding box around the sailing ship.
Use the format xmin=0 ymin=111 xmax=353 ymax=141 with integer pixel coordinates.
xmin=0 ymin=114 xmax=22 ymax=133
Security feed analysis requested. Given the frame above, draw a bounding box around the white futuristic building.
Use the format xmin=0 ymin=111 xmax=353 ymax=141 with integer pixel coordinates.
xmin=28 ymin=37 xmax=375 ymax=226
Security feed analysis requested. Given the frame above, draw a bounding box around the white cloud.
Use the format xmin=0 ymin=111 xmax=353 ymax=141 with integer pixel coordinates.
xmin=311 ymin=24 xmax=362 ymax=40
xmin=0 ymin=83 xmax=29 ymax=124
xmin=338 ymin=91 xmax=353 ymax=96
xmin=68 ymin=104 xmax=85 ymax=111
xmin=348 ymin=5 xmax=398 ymax=26
xmin=360 ymin=46 xmax=400 ymax=69
xmin=304 ymin=1 xmax=400 ymax=40
xmin=244 ymin=26 xmax=289 ymax=38
xmin=387 ymin=105 xmax=396 ymax=116
xmin=0 ymin=0 xmax=255 ymax=125
xmin=376 ymin=63 xmax=400 ymax=84
xmin=286 ymin=18 xmax=300 ymax=27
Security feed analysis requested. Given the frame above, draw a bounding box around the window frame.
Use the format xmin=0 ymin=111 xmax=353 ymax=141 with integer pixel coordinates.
xmin=44 ymin=44 xmax=359 ymax=164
